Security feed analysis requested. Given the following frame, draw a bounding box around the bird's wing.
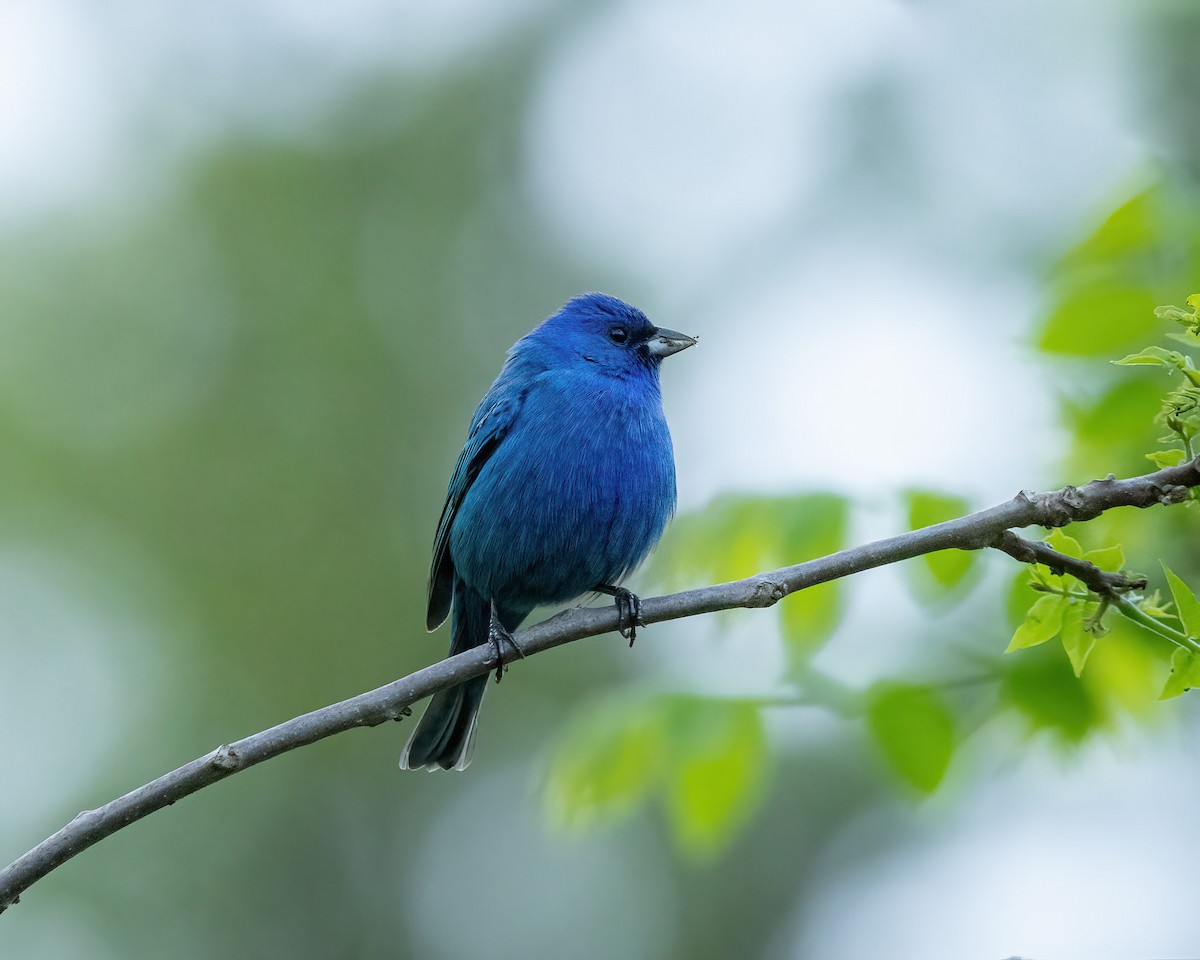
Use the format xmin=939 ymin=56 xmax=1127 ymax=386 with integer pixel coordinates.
xmin=426 ymin=393 xmax=522 ymax=630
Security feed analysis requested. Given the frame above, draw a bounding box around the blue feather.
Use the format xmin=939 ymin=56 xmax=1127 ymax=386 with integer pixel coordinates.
xmin=402 ymin=293 xmax=694 ymax=770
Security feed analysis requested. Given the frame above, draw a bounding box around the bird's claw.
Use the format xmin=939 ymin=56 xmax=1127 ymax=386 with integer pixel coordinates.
xmin=488 ymin=606 xmax=524 ymax=683
xmin=611 ymin=587 xmax=645 ymax=646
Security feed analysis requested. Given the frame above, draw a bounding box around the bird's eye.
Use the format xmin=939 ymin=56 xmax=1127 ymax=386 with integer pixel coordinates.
xmin=609 ymin=326 xmax=628 ymax=344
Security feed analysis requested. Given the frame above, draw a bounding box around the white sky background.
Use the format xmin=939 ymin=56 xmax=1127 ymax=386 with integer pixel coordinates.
xmin=0 ymin=1 xmax=1183 ymax=958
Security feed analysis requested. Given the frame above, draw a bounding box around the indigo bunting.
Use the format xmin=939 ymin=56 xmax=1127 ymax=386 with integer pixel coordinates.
xmin=401 ymin=293 xmax=696 ymax=771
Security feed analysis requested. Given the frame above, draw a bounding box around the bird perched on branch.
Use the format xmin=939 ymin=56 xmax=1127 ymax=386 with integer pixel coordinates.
xmin=400 ymin=293 xmax=697 ymax=771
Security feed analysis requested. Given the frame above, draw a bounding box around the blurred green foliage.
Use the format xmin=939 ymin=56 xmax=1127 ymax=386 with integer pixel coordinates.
xmin=1039 ymin=283 xmax=1160 ymax=357
xmin=865 ymin=683 xmax=955 ymax=794
xmin=1000 ymin=643 xmax=1102 ymax=743
xmin=545 ymin=697 xmax=666 ymax=829
xmin=654 ymin=493 xmax=848 ymax=661
xmin=545 ymin=694 xmax=767 ymax=859
xmin=903 ymin=489 xmax=978 ymax=599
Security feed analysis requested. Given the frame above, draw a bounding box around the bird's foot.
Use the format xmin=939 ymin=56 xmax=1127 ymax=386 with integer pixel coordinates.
xmin=596 ymin=584 xmax=645 ymax=646
xmin=488 ymin=602 xmax=525 ymax=683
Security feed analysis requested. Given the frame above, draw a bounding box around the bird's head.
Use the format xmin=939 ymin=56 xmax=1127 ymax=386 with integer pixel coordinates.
xmin=525 ymin=293 xmax=697 ymax=377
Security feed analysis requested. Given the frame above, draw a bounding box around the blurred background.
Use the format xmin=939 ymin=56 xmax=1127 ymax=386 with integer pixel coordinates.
xmin=2 ymin=0 xmax=1199 ymax=957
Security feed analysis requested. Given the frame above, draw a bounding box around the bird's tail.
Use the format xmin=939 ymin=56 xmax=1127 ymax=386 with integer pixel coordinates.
xmin=400 ymin=585 xmax=489 ymax=771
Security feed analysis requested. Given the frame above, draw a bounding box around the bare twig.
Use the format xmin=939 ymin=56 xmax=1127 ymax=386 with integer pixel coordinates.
xmin=2 ymin=456 xmax=1198 ymax=913
xmin=991 ymin=531 xmax=1148 ymax=596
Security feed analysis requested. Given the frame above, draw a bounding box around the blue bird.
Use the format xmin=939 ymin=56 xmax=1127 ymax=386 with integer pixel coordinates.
xmin=401 ymin=293 xmax=696 ymax=771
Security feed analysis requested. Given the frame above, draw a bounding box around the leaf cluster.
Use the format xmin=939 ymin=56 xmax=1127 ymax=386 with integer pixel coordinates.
xmin=1005 ymin=530 xmax=1124 ymax=676
xmin=1115 ymin=293 xmax=1200 ymax=465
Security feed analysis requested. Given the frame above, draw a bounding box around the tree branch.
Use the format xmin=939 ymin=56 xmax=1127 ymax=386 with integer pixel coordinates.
xmin=2 ymin=457 xmax=1198 ymax=913
xmin=991 ymin=530 xmax=1148 ymax=595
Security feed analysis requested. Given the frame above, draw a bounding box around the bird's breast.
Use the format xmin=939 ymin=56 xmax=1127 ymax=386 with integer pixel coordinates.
xmin=450 ymin=370 xmax=676 ymax=608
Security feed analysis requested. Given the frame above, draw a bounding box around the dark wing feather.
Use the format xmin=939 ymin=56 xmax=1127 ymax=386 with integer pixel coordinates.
xmin=426 ymin=395 xmax=520 ymax=630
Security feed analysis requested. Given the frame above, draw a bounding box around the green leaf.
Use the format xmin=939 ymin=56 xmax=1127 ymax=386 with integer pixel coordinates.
xmin=663 ymin=699 xmax=767 ymax=858
xmin=923 ymin=550 xmax=975 ymax=593
xmin=660 ymin=493 xmax=848 ymax=661
xmin=779 ymin=582 xmax=841 ymax=657
xmin=1060 ymin=602 xmax=1094 ymax=677
xmin=1112 ymin=346 xmax=1188 ymax=367
xmin=546 ymin=695 xmax=773 ymax=856
xmin=1180 ymin=367 xmax=1200 ymax=388
xmin=865 ymin=684 xmax=955 ymax=794
xmin=905 ymin=489 xmax=968 ymax=531
xmin=777 ymin=494 xmax=848 ymax=656
xmin=1146 ymin=449 xmax=1188 ymax=468
xmin=1061 ymin=190 xmax=1157 ymax=268
xmin=903 ymin=490 xmax=976 ymax=599
xmin=1159 ymin=648 xmax=1200 ymax=700
xmin=718 ymin=502 xmax=775 ymax=583
xmin=1006 ymin=570 xmax=1039 ymax=628
xmin=1045 ymin=528 xmax=1083 ymax=559
xmin=1162 ymin=563 xmax=1200 ymax=638
xmin=1007 ymin=594 xmax=1068 ymax=651
xmin=1140 ymin=590 xmax=1175 ymax=619
xmin=1066 ymin=378 xmax=1166 ymax=480
xmin=1038 ymin=285 xmax=1159 ymax=357
xmin=1083 ymin=544 xmax=1125 ymax=572
xmin=544 ymin=701 xmax=665 ymax=830
xmin=1156 ymin=304 xmax=1194 ymax=322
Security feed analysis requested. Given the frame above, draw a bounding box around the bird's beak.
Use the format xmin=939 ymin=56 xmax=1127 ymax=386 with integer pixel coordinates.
xmin=646 ymin=327 xmax=698 ymax=358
